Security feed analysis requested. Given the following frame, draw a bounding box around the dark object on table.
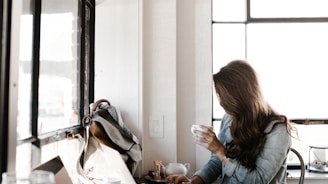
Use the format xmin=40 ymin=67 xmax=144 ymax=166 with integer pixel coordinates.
xmin=145 ymin=175 xmax=166 ymax=184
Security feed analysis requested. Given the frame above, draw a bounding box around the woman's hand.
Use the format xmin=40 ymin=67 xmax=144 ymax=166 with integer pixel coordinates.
xmin=165 ymin=175 xmax=190 ymax=184
xmin=193 ymin=125 xmax=225 ymax=159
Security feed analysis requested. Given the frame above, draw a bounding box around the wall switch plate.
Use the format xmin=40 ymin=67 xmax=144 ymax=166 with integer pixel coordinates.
xmin=149 ymin=116 xmax=164 ymax=138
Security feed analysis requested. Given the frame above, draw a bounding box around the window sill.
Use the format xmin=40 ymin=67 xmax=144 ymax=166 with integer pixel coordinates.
xmin=287 ymin=169 xmax=328 ymax=180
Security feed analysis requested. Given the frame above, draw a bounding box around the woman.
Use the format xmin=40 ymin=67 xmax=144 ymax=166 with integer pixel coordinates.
xmin=166 ymin=60 xmax=293 ymax=184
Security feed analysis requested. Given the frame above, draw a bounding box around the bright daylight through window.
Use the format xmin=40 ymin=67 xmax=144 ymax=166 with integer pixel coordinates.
xmin=212 ymin=0 xmax=328 ymax=120
xmin=212 ymin=0 xmax=328 ymax=169
xmin=12 ymin=0 xmax=85 ymax=180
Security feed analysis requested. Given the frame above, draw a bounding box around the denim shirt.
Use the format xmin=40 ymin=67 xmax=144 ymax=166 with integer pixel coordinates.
xmin=194 ymin=114 xmax=291 ymax=184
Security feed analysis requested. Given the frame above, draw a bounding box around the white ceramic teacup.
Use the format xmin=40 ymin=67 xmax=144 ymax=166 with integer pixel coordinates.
xmin=190 ymin=125 xmax=212 ymax=137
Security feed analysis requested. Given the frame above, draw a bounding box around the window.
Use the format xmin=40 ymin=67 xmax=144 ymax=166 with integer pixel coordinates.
xmin=1 ymin=0 xmax=95 ymax=182
xmin=212 ymin=0 xmax=328 ymax=167
xmin=212 ymin=0 xmax=328 ymax=120
xmin=250 ymin=0 xmax=328 ymax=18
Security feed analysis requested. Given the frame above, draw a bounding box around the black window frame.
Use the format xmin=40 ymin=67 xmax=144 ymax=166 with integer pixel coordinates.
xmin=0 ymin=0 xmax=95 ymax=181
xmin=0 ymin=0 xmax=12 ymax=178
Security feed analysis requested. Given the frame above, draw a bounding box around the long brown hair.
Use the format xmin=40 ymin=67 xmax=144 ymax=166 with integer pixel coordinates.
xmin=213 ymin=60 xmax=292 ymax=170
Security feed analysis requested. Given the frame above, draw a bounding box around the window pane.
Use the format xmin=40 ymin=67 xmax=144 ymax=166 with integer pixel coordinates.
xmin=212 ymin=24 xmax=246 ymax=118
xmin=38 ymin=0 xmax=79 ymax=133
xmin=251 ymin=0 xmax=328 ymax=18
xmin=212 ymin=0 xmax=246 ymax=22
xmin=15 ymin=0 xmax=33 ymax=140
xmin=16 ymin=144 xmax=32 ymax=174
xmin=247 ymin=23 xmax=328 ymax=119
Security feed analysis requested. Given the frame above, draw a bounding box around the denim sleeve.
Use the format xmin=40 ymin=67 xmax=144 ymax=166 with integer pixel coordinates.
xmin=223 ymin=124 xmax=291 ymax=183
xmin=194 ymin=154 xmax=223 ymax=184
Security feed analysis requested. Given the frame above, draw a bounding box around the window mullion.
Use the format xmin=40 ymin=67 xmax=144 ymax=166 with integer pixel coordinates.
xmin=247 ymin=0 xmax=251 ymax=21
xmin=30 ymin=0 xmax=42 ymax=168
xmin=0 ymin=0 xmax=12 ymax=179
xmin=31 ymin=0 xmax=41 ymax=141
xmin=79 ymin=0 xmax=86 ymax=120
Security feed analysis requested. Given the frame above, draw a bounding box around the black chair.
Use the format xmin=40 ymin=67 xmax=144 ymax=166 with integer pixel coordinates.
xmin=289 ymin=147 xmax=305 ymax=184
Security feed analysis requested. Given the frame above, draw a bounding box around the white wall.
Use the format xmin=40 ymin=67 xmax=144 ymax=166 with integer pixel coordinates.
xmin=94 ymin=0 xmax=141 ymax=152
xmin=94 ymin=0 xmax=142 ymax=176
xmin=95 ymin=0 xmax=212 ymax=177
xmin=142 ymin=0 xmax=178 ymax=173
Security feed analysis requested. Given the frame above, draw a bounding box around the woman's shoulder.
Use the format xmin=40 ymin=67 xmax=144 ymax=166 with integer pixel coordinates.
xmin=265 ymin=119 xmax=290 ymax=137
xmin=265 ymin=120 xmax=292 ymax=148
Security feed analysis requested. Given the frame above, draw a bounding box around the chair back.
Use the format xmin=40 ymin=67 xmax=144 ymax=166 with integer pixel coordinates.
xmin=290 ymin=147 xmax=305 ymax=184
